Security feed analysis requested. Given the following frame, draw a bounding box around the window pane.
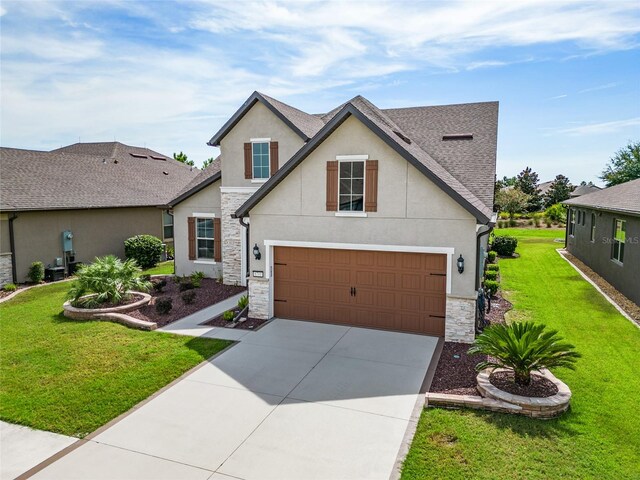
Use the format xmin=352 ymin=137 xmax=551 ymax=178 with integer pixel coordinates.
xmin=340 ymin=179 xmax=351 ymax=195
xmin=340 ymin=162 xmax=351 ymax=177
xmin=339 ymin=195 xmax=352 ymax=210
xmin=352 ymin=195 xmax=364 ymax=211
xmin=352 ymin=178 xmax=364 ymax=195
xmin=252 ymin=143 xmax=270 ymax=179
xmin=197 ymin=218 xmax=213 ymax=239
xmin=352 ymin=161 xmax=364 ymax=178
xmin=197 ymin=239 xmax=214 ymax=259
xmin=615 ymin=220 xmax=626 ymax=242
xmin=163 ymin=211 xmax=173 ymax=226
xmin=164 ymin=226 xmax=173 ymax=239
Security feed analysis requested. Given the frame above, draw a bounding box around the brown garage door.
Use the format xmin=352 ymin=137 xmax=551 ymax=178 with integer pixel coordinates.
xmin=273 ymin=247 xmax=447 ymax=336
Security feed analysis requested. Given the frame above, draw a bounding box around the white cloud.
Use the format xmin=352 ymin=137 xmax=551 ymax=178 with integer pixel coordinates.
xmin=556 ymin=117 xmax=640 ymax=135
xmin=578 ymin=82 xmax=620 ymax=94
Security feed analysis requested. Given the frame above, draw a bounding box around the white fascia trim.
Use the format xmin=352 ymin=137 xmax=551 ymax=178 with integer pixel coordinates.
xmin=263 ymin=240 xmax=455 ymax=293
xmin=336 ymin=154 xmax=369 ymax=161
xmin=192 ymin=212 xmax=216 ymax=218
xmin=220 ymin=187 xmax=259 ymax=193
xmin=250 ymin=138 xmax=271 ymax=142
xmin=335 ymin=212 xmax=367 ymax=218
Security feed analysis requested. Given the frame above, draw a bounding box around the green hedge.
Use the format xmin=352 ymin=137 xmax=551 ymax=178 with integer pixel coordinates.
xmin=124 ymin=235 xmax=163 ymax=269
xmin=491 ymin=236 xmax=518 ymax=256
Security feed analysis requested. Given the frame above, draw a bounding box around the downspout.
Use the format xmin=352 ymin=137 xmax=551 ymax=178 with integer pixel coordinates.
xmin=237 ymin=215 xmax=250 ymax=281
xmin=475 ymin=223 xmax=493 ymax=290
xmin=8 ymin=212 xmax=18 ymax=283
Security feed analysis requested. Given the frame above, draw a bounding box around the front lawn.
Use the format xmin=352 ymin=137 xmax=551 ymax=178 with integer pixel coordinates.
xmin=402 ymin=228 xmax=640 ymax=479
xmin=0 ymin=281 xmax=230 ymax=437
xmin=142 ymin=260 xmax=174 ymax=275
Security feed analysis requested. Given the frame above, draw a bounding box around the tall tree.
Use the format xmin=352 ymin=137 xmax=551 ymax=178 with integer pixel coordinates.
xmin=495 ymin=188 xmax=530 ymax=218
xmin=600 ymin=141 xmax=640 ymax=187
xmin=202 ymin=157 xmax=215 ymax=169
xmin=544 ymin=174 xmax=572 ymax=207
xmin=173 ymin=151 xmax=194 ymax=167
xmin=516 ymin=167 xmax=542 ymax=212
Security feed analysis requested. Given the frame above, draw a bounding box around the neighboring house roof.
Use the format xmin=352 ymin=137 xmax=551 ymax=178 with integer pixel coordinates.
xmin=208 ymin=91 xmax=325 ymax=146
xmin=0 ymin=142 xmax=198 ymax=211
xmin=537 ymin=180 xmax=554 ymax=196
xmin=570 ymin=184 xmax=602 ymax=197
xmin=563 ymin=179 xmax=640 ymax=216
xmin=169 ymin=157 xmax=222 ymax=207
xmin=234 ymin=96 xmax=495 ymax=223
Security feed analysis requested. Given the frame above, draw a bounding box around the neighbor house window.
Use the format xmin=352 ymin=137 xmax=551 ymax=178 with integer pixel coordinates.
xmin=196 ymin=218 xmax=214 ymax=259
xmin=581 ymin=210 xmax=586 ymax=226
xmin=569 ymin=209 xmax=576 ymax=236
xmin=163 ymin=210 xmax=174 ymax=239
xmin=612 ymin=219 xmax=625 ymax=264
xmin=339 ymin=161 xmax=365 ymax=211
xmin=252 ymin=142 xmax=270 ymax=179
xmin=590 ymin=213 xmax=596 ymax=242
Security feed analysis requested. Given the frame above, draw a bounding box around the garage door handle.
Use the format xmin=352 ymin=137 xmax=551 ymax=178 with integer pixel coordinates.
xmin=274 ymin=299 xmax=287 ymax=303
xmin=429 ymin=315 xmax=445 ymax=319
xmin=430 ymin=273 xmax=446 ymax=277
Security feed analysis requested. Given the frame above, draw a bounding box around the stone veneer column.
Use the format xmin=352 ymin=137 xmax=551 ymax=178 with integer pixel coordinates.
xmin=248 ymin=278 xmax=270 ymax=319
xmin=0 ymin=254 xmax=13 ymax=287
xmin=445 ymin=295 xmax=476 ymax=343
xmin=220 ymin=191 xmax=254 ymax=286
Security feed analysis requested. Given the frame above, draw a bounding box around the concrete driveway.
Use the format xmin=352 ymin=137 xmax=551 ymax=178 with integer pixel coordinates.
xmin=32 ymin=319 xmax=438 ymax=480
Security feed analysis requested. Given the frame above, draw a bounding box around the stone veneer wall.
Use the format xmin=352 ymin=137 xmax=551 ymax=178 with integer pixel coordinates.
xmin=221 ymin=191 xmax=253 ymax=286
xmin=445 ymin=295 xmax=476 ymax=343
xmin=248 ymin=278 xmax=270 ymax=319
xmin=0 ymin=254 xmax=13 ymax=287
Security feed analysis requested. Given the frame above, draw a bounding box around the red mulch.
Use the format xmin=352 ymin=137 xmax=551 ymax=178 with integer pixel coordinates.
xmin=490 ymin=370 xmax=558 ymax=398
xmin=128 ymin=277 xmax=246 ymax=328
xmin=429 ymin=292 xmax=512 ymax=395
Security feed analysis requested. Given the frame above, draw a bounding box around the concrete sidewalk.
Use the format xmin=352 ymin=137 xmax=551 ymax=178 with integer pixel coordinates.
xmin=31 ymin=320 xmax=438 ymax=480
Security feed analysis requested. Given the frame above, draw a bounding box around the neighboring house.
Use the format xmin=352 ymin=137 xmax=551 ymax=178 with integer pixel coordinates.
xmin=537 ymin=180 xmax=554 ymax=197
xmin=563 ymin=179 xmax=640 ymax=306
xmin=569 ymin=184 xmax=602 ymax=198
xmin=171 ymin=92 xmax=498 ymax=343
xmin=0 ymin=142 xmax=198 ymax=285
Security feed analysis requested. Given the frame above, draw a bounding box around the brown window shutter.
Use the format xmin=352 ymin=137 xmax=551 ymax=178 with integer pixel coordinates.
xmin=187 ymin=217 xmax=196 ymax=260
xmin=213 ymin=218 xmax=222 ymax=262
xmin=365 ymin=160 xmax=378 ymax=212
xmin=326 ymin=161 xmax=338 ymax=211
xmin=244 ymin=143 xmax=252 ymax=179
xmin=270 ymin=141 xmax=279 ymax=176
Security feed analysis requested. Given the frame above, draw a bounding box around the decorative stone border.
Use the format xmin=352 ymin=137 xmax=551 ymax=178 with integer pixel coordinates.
xmin=63 ymin=292 xmax=156 ymax=330
xmin=426 ymin=368 xmax=572 ymax=419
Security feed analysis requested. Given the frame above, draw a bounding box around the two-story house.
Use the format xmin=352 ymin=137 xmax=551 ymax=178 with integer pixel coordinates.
xmin=169 ymin=92 xmax=498 ymax=343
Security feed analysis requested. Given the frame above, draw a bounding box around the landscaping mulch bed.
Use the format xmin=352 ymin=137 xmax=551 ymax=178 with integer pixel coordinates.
xmin=430 ymin=292 xmax=511 ymax=395
xmin=74 ymin=293 xmax=144 ymax=309
xmin=562 ymin=250 xmax=640 ymax=324
xmin=127 ymin=277 xmax=246 ymax=328
xmin=203 ymin=309 xmax=267 ymax=330
xmin=490 ymin=370 xmax=558 ymax=398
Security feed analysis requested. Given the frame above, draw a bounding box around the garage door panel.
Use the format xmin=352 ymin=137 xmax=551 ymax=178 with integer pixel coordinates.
xmin=273 ymin=247 xmax=447 ymax=336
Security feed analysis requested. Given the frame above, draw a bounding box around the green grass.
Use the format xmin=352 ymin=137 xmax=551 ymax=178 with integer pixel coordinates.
xmin=402 ymin=229 xmax=640 ymax=480
xmin=142 ymin=260 xmax=174 ymax=275
xmin=0 ymin=281 xmax=230 ymax=437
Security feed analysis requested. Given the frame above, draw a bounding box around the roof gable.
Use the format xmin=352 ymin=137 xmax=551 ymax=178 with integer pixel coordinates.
xmin=234 ymin=98 xmax=493 ymax=223
xmin=564 ymin=179 xmax=640 ymax=216
xmin=207 ymin=92 xmax=324 ymax=146
xmin=169 ymin=157 xmax=222 ymax=207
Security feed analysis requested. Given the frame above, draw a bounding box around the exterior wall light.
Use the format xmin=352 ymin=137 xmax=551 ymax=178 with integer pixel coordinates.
xmin=457 ymin=254 xmax=465 ymax=274
xmin=253 ymin=243 xmax=261 ymax=260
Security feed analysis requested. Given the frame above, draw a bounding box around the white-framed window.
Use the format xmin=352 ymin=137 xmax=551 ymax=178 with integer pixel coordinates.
xmin=612 ymin=219 xmax=625 ymax=264
xmin=590 ymin=213 xmax=596 ymax=242
xmin=252 ymin=142 xmax=270 ymax=179
xmin=162 ymin=210 xmax=174 ymax=240
xmin=196 ymin=218 xmax=214 ymax=259
xmin=338 ymin=160 xmax=365 ymax=212
xmin=569 ymin=209 xmax=576 ymax=236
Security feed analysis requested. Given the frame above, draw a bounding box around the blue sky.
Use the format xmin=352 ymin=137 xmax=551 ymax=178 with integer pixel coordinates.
xmin=1 ymin=1 xmax=639 ymax=185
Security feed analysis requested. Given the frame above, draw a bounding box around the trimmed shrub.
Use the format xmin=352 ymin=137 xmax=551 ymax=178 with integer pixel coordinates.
xmin=191 ymin=271 xmax=206 ymax=288
xmin=156 ymin=297 xmax=173 ymax=314
xmin=181 ymin=290 xmax=196 ymax=304
xmin=486 ymin=264 xmax=499 ymax=272
xmin=237 ymin=294 xmax=248 ymax=309
xmin=124 ymin=235 xmax=163 ymax=269
xmin=487 ymin=251 xmax=497 ymax=263
xmin=179 ymin=280 xmax=195 ymax=292
xmin=153 ymin=279 xmax=167 ymax=292
xmin=484 ymin=271 xmax=498 ymax=281
xmin=508 ymin=218 xmax=518 ymax=227
xmin=28 ymin=261 xmax=45 ymax=284
xmin=3 ymin=283 xmax=17 ymax=292
xmin=484 ymin=280 xmax=499 ymax=297
xmin=498 ymin=212 xmax=510 ymax=220
xmin=544 ymin=203 xmax=566 ymax=224
xmin=492 ymin=236 xmax=518 ymax=256
xmin=223 ymin=310 xmax=235 ymax=322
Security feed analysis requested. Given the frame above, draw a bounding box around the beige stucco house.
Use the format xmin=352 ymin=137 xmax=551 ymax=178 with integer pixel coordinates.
xmin=170 ymin=92 xmax=498 ymax=343
xmin=0 ymin=142 xmax=198 ymax=284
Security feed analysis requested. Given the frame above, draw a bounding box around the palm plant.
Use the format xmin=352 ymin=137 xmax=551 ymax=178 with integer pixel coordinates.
xmin=468 ymin=321 xmax=580 ymax=386
xmin=67 ymin=255 xmax=151 ymax=308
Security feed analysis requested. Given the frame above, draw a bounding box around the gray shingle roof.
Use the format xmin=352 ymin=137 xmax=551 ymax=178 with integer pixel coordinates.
xmin=259 ymin=93 xmax=325 ymax=139
xmin=564 ymin=179 xmax=640 ymax=216
xmin=1 ymin=142 xmax=198 ymax=211
xmin=169 ymin=157 xmax=222 ymax=206
xmin=570 ymin=184 xmax=602 ymax=197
